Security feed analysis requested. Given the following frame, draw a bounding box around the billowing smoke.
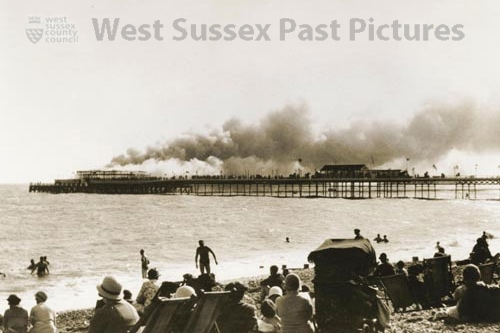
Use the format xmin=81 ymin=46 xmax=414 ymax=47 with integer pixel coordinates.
xmin=108 ymin=101 xmax=500 ymax=176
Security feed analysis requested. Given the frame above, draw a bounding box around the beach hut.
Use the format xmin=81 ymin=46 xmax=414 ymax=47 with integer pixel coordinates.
xmin=308 ymin=239 xmax=385 ymax=333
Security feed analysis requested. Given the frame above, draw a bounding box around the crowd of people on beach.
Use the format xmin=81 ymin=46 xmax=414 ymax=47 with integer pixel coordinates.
xmin=1 ymin=233 xmax=499 ymax=333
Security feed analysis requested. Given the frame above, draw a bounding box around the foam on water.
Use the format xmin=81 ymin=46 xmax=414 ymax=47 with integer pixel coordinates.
xmin=0 ymin=184 xmax=499 ymax=311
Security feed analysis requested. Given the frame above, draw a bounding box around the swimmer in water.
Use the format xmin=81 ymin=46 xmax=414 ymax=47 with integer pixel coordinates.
xmin=31 ymin=256 xmax=49 ymax=277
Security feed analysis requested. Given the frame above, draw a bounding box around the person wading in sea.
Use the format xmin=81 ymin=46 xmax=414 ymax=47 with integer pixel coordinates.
xmin=31 ymin=256 xmax=49 ymax=277
xmin=140 ymin=249 xmax=150 ymax=279
xmin=195 ymin=240 xmax=218 ymax=275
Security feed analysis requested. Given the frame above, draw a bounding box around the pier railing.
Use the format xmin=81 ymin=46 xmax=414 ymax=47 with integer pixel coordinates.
xmin=29 ymin=177 xmax=500 ymax=200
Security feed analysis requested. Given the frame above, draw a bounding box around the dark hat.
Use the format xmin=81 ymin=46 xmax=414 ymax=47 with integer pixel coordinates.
xmin=224 ymin=281 xmax=248 ymax=292
xmin=7 ymin=294 xmax=21 ymax=304
xmin=123 ymin=289 xmax=132 ymax=299
xmin=148 ymin=268 xmax=160 ymax=280
xmin=379 ymin=253 xmax=388 ymax=259
xmin=354 ymin=228 xmax=360 ymax=232
xmin=261 ymin=298 xmax=276 ymax=318
xmin=35 ymin=291 xmax=48 ymax=302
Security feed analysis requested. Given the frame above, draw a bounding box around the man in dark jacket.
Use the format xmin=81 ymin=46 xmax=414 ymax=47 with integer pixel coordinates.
xmin=217 ymin=282 xmax=257 ymax=333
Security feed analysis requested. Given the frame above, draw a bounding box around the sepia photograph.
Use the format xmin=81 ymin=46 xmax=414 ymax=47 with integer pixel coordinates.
xmin=1 ymin=0 xmax=500 ymax=332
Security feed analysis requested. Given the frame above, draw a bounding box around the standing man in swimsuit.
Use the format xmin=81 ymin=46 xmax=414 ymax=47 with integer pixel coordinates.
xmin=195 ymin=240 xmax=218 ymax=275
xmin=140 ymin=249 xmax=150 ymax=279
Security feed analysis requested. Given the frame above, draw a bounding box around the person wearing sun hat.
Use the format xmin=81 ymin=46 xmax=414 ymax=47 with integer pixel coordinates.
xmin=266 ymin=286 xmax=283 ymax=304
xmin=89 ymin=276 xmax=139 ymax=333
xmin=3 ymin=294 xmax=29 ymax=333
xmin=28 ymin=291 xmax=56 ymax=333
xmin=275 ymin=273 xmax=314 ymax=333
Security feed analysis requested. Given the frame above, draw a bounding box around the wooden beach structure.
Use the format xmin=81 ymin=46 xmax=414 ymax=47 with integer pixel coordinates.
xmin=29 ymin=169 xmax=500 ymax=200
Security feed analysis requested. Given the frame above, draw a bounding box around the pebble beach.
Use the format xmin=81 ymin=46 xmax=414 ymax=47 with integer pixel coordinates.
xmin=54 ymin=268 xmax=500 ymax=333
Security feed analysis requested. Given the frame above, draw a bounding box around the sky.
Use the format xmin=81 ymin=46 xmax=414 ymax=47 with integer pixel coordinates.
xmin=2 ymin=0 xmax=500 ymax=183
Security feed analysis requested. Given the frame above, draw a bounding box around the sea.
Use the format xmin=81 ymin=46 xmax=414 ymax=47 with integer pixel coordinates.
xmin=0 ymin=184 xmax=499 ymax=312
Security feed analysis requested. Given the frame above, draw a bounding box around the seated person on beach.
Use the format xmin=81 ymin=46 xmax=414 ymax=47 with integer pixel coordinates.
xmin=258 ymin=298 xmax=281 ymax=333
xmin=260 ymin=265 xmax=284 ymax=301
xmin=266 ymin=286 xmax=283 ymax=304
xmin=3 ymin=294 xmax=29 ymax=333
xmin=217 ymin=282 xmax=258 ymax=333
xmin=407 ymin=264 xmax=430 ymax=309
xmin=276 ymin=273 xmax=315 ymax=333
xmin=182 ymin=272 xmax=219 ymax=295
xmin=135 ymin=268 xmax=160 ymax=315
xmin=373 ymin=253 xmax=395 ymax=277
xmin=123 ymin=290 xmax=134 ymax=304
xmin=171 ymin=286 xmax=197 ymax=333
xmin=30 ymin=291 xmax=57 ymax=333
xmin=394 ymin=261 xmax=408 ymax=277
xmin=446 ymin=264 xmax=500 ymax=323
xmin=443 ymin=278 xmax=468 ymax=321
xmin=470 ymin=238 xmax=492 ymax=265
xmin=383 ymin=235 xmax=389 ymax=243
xmin=434 ymin=246 xmax=447 ymax=258
xmin=374 ymin=234 xmax=383 ymax=243
xmin=89 ymin=276 xmax=139 ymax=333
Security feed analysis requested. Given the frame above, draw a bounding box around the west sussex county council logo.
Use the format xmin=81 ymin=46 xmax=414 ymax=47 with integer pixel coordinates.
xmin=26 ymin=16 xmax=44 ymax=44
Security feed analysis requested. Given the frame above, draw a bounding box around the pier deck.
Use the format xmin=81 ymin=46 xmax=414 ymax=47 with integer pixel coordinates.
xmin=29 ymin=177 xmax=500 ymax=200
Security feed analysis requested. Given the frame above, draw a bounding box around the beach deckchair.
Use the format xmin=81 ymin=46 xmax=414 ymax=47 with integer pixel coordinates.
xmin=182 ymin=290 xmax=231 ymax=333
xmin=129 ymin=297 xmax=196 ymax=333
xmin=423 ymin=255 xmax=454 ymax=305
xmin=479 ymin=262 xmax=497 ymax=284
xmin=379 ymin=274 xmax=417 ymax=312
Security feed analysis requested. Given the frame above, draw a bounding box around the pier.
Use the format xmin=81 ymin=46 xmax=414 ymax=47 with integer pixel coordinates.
xmin=29 ymin=177 xmax=500 ymax=200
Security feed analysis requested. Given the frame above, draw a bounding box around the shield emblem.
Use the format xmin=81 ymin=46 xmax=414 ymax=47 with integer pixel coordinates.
xmin=26 ymin=16 xmax=44 ymax=44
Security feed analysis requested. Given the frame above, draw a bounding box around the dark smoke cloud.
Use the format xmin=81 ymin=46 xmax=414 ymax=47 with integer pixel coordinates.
xmin=108 ymin=101 xmax=500 ymax=175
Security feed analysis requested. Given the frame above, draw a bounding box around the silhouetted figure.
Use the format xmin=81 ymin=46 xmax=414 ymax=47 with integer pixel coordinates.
xmin=123 ymin=290 xmax=134 ymax=304
xmin=140 ymin=249 xmax=150 ymax=279
xmin=218 ymin=282 xmax=257 ymax=333
xmin=471 ymin=238 xmax=492 ymax=265
xmin=27 ymin=259 xmax=36 ymax=270
xmin=3 ymin=294 xmax=29 ymax=333
xmin=373 ymin=253 xmax=395 ymax=277
xmin=457 ymin=264 xmax=500 ymax=323
xmin=259 ymin=265 xmax=284 ymax=301
xmin=407 ymin=264 xmax=430 ymax=309
xmin=382 ymin=235 xmax=389 ymax=243
xmin=434 ymin=246 xmax=446 ymax=258
xmin=354 ymin=229 xmax=364 ymax=240
xmin=195 ymin=240 xmax=218 ymax=275
xmin=286 ymin=237 xmax=290 ymax=243
xmin=395 ymin=261 xmax=408 ymax=277
xmin=374 ymin=234 xmax=383 ymax=243
xmin=31 ymin=256 xmax=49 ymax=277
